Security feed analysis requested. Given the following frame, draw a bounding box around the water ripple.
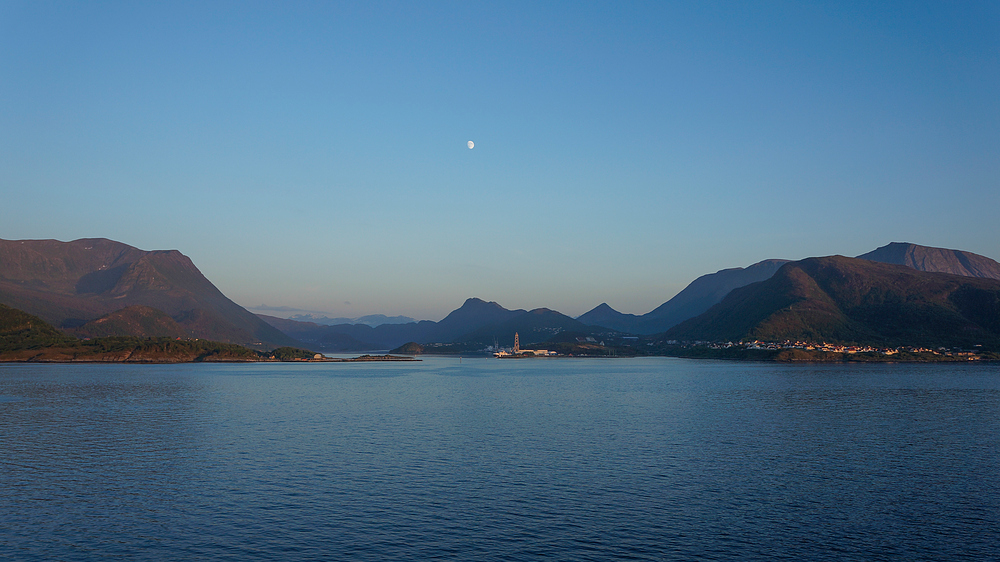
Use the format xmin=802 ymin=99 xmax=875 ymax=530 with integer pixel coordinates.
xmin=1 ymin=360 xmax=998 ymax=560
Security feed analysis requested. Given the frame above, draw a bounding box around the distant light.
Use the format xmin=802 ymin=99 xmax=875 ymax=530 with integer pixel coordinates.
xmin=467 ymin=141 xmax=474 ymax=149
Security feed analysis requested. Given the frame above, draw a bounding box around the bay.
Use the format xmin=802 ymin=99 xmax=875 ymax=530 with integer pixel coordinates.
xmin=1 ymin=358 xmax=999 ymax=560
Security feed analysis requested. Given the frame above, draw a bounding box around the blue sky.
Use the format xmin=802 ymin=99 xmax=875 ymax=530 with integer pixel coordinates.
xmin=2 ymin=1 xmax=998 ymax=320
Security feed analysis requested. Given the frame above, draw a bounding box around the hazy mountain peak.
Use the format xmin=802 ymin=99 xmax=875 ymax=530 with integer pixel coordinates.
xmin=858 ymin=242 xmax=1000 ymax=280
xmin=458 ymin=297 xmax=507 ymax=310
xmin=286 ymin=313 xmax=416 ymax=327
xmin=629 ymin=258 xmax=791 ymax=333
xmin=576 ymin=303 xmax=640 ymax=332
xmin=588 ymin=303 xmax=617 ymax=314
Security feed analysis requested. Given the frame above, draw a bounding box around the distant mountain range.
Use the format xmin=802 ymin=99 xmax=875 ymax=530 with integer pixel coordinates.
xmin=247 ymin=304 xmax=417 ymax=327
xmin=291 ymin=313 xmax=416 ymax=327
xmin=663 ymin=255 xmax=1000 ymax=350
xmin=0 ymin=238 xmax=297 ymax=349
xmin=454 ymin=307 xmax=591 ymax=347
xmin=4 ymin=237 xmax=999 ymax=353
xmin=257 ymin=297 xmax=608 ymax=351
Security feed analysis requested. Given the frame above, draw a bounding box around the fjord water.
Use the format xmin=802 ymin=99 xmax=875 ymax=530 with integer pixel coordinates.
xmin=2 ymin=359 xmax=998 ymax=561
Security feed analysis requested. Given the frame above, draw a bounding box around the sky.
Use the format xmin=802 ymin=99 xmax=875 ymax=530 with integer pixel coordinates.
xmin=2 ymin=1 xmax=998 ymax=321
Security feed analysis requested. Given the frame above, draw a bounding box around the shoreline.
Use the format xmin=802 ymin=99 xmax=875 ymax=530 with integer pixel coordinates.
xmin=0 ymin=351 xmax=419 ymax=364
xmin=373 ymin=350 xmax=999 ymax=363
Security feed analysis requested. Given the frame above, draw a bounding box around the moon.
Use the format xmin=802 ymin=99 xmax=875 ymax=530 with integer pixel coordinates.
xmin=467 ymin=140 xmax=474 ymax=149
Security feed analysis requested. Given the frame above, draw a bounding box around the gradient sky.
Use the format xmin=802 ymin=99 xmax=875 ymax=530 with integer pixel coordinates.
xmin=2 ymin=1 xmax=998 ymax=320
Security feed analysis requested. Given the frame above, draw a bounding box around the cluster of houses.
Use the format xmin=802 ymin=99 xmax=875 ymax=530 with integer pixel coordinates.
xmin=680 ymin=339 xmax=984 ymax=358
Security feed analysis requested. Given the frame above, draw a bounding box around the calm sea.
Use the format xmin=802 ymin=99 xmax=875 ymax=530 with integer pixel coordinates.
xmin=1 ymin=358 xmax=998 ymax=561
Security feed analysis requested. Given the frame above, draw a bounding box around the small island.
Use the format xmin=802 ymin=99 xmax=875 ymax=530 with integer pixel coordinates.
xmin=321 ymin=354 xmax=419 ymax=362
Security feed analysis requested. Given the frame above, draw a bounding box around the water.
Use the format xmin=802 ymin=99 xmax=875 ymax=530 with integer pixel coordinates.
xmin=2 ymin=358 xmax=999 ymax=560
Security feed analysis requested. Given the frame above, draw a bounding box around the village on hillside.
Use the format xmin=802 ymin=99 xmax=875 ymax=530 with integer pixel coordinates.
xmin=673 ymin=340 xmax=988 ymax=360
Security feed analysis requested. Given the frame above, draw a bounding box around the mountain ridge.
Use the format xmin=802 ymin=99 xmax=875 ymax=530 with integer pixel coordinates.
xmin=10 ymin=237 xmax=998 ymax=353
xmin=69 ymin=305 xmax=192 ymax=339
xmin=858 ymin=242 xmax=1000 ymax=280
xmin=0 ymin=238 xmax=298 ymax=349
xmin=664 ymin=255 xmax=1000 ymax=350
xmin=578 ymin=259 xmax=791 ymax=334
xmin=258 ymin=298 xmax=606 ymax=351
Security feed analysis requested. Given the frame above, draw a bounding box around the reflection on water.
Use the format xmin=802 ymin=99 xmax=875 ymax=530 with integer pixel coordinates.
xmin=2 ymin=359 xmax=999 ymax=560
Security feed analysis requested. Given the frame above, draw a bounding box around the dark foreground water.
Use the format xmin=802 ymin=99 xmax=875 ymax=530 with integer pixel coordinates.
xmin=2 ymin=358 xmax=999 ymax=561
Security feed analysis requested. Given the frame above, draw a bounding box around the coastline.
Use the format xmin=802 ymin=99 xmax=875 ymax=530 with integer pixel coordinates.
xmin=0 ymin=349 xmax=419 ymax=364
xmin=398 ymin=348 xmax=998 ymax=363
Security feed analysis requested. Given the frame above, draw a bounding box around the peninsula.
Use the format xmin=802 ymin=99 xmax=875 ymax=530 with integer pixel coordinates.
xmin=0 ymin=304 xmax=415 ymax=363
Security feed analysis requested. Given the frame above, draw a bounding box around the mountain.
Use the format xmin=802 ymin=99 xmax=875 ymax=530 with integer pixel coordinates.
xmin=576 ymin=303 xmax=640 ymax=333
xmin=0 ymin=238 xmax=298 ymax=349
xmin=665 ymin=256 xmax=1000 ymax=350
xmin=255 ymin=314 xmax=328 ymax=340
xmin=579 ymin=259 xmax=790 ymax=334
xmin=289 ymin=314 xmax=357 ymax=325
xmin=70 ymin=305 xmax=191 ymax=339
xmin=354 ymin=314 xmax=416 ymax=326
xmin=584 ymin=243 xmax=1000 ymax=336
xmin=260 ymin=298 xmax=592 ymax=352
xmin=255 ymin=314 xmax=376 ymax=351
xmin=456 ymin=308 xmax=592 ymax=347
xmin=313 ymin=330 xmax=383 ymax=352
xmin=255 ymin=317 xmax=430 ymax=351
xmin=339 ymin=297 xmax=526 ymax=349
xmin=0 ymin=303 xmax=75 ymax=351
xmin=858 ymin=242 xmax=1000 ymax=280
xmin=640 ymin=259 xmax=792 ymax=332
xmin=429 ymin=298 xmax=526 ymax=342
xmin=0 ymin=303 xmax=294 ymax=362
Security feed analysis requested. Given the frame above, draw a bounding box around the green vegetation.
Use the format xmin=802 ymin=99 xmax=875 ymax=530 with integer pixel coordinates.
xmin=348 ymin=354 xmax=419 ymax=361
xmin=390 ymin=342 xmax=425 ymax=354
xmin=71 ymin=305 xmax=191 ymax=339
xmin=269 ymin=346 xmax=319 ymax=361
xmin=0 ymin=304 xmax=77 ymax=352
xmin=1 ymin=303 xmax=319 ymax=363
xmin=80 ymin=336 xmax=263 ymax=361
